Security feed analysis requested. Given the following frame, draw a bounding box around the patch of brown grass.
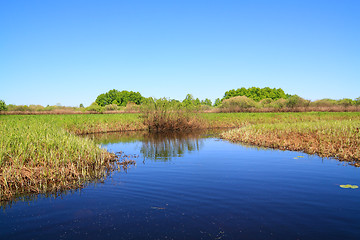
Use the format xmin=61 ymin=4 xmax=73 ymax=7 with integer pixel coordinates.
xmin=221 ymin=120 xmax=360 ymax=164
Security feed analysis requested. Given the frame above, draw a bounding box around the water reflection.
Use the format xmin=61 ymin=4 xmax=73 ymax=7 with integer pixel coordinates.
xmin=89 ymin=130 xmax=221 ymax=162
xmin=140 ymin=132 xmax=203 ymax=161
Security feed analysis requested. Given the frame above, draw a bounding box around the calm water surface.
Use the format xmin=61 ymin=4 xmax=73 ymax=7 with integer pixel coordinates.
xmin=1 ymin=130 xmax=360 ymax=240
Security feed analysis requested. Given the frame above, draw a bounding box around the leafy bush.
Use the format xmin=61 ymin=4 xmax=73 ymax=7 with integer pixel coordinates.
xmin=214 ymin=98 xmax=222 ymax=107
xmin=270 ymin=98 xmax=287 ymax=109
xmin=182 ymin=94 xmax=201 ymax=110
xmin=259 ymin=98 xmax=273 ymax=108
xmin=201 ymin=98 xmax=212 ymax=106
xmin=310 ymin=99 xmax=338 ymax=107
xmin=125 ymin=102 xmax=140 ymax=112
xmin=337 ymin=98 xmax=354 ymax=107
xmin=285 ymin=95 xmax=310 ymax=108
xmin=104 ymin=104 xmax=118 ymax=111
xmin=355 ymin=97 xmax=360 ymax=106
xmin=220 ymin=96 xmax=259 ymax=112
xmin=95 ymin=89 xmax=144 ymax=107
xmin=86 ymin=102 xmax=104 ymax=113
xmin=7 ymin=104 xmax=30 ymax=111
xmin=0 ymin=100 xmax=7 ymax=111
xmin=223 ymin=87 xmax=288 ymax=102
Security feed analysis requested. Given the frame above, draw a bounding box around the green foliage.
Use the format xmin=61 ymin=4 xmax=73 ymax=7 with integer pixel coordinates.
xmin=337 ymin=98 xmax=354 ymax=107
xmin=79 ymin=103 xmax=84 ymax=108
xmin=355 ymin=97 xmax=360 ymax=106
xmin=223 ymin=87 xmax=288 ymax=102
xmin=270 ymin=98 xmax=287 ymax=109
xmin=104 ymin=104 xmax=118 ymax=111
xmin=310 ymin=99 xmax=338 ymax=107
xmin=285 ymin=95 xmax=309 ymax=108
xmin=0 ymin=100 xmax=7 ymax=111
xmin=214 ymin=98 xmax=222 ymax=107
xmin=182 ymin=94 xmax=201 ymax=110
xmin=95 ymin=89 xmax=144 ymax=107
xmin=201 ymin=98 xmax=212 ymax=106
xmin=259 ymin=98 xmax=273 ymax=108
xmin=86 ymin=102 xmax=104 ymax=113
xmin=220 ymin=96 xmax=259 ymax=112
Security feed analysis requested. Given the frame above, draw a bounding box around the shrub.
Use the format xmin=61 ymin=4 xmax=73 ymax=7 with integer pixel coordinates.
xmin=355 ymin=97 xmax=360 ymax=106
xmin=214 ymin=98 xmax=222 ymax=107
xmin=125 ymin=102 xmax=140 ymax=112
xmin=270 ymin=98 xmax=287 ymax=109
xmin=310 ymin=99 xmax=338 ymax=107
xmin=0 ymin=100 xmax=8 ymax=111
xmin=220 ymin=96 xmax=259 ymax=112
xmin=86 ymin=102 xmax=104 ymax=113
xmin=95 ymin=89 xmax=144 ymax=107
xmin=104 ymin=104 xmax=118 ymax=111
xmin=285 ymin=95 xmax=310 ymax=108
xmin=223 ymin=87 xmax=288 ymax=102
xmin=337 ymin=98 xmax=354 ymax=107
xmin=259 ymin=98 xmax=273 ymax=108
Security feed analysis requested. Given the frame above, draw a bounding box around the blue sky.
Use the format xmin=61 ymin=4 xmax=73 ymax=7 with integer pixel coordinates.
xmin=1 ymin=0 xmax=359 ymax=106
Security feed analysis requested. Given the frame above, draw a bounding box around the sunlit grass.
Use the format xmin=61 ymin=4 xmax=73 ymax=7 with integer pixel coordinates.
xmin=221 ymin=119 xmax=360 ymax=163
xmin=0 ymin=117 xmax=119 ymax=201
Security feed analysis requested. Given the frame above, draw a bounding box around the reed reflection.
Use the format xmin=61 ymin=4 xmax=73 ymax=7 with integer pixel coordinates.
xmin=88 ymin=130 xmax=221 ymax=162
xmin=140 ymin=132 xmax=204 ymax=162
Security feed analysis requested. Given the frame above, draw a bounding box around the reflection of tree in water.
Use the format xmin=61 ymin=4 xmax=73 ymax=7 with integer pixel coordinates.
xmin=140 ymin=132 xmax=205 ymax=162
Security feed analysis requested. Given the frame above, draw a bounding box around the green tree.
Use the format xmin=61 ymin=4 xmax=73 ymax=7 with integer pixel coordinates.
xmin=201 ymin=98 xmax=212 ymax=106
xmin=286 ymin=95 xmax=309 ymax=108
xmin=182 ymin=94 xmax=195 ymax=108
xmin=214 ymin=98 xmax=222 ymax=107
xmin=338 ymin=98 xmax=354 ymax=108
xmin=223 ymin=87 xmax=288 ymax=102
xmin=95 ymin=89 xmax=144 ymax=107
xmin=355 ymin=97 xmax=360 ymax=106
xmin=0 ymin=100 xmax=7 ymax=111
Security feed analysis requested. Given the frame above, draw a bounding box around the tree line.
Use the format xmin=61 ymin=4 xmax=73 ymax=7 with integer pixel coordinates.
xmin=1 ymin=87 xmax=360 ymax=112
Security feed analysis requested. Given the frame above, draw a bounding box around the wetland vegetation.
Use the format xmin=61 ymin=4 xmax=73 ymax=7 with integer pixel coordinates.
xmin=1 ymin=88 xmax=360 ymax=201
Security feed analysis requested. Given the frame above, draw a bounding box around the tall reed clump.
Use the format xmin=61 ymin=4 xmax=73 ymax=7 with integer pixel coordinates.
xmin=221 ymin=120 xmax=360 ymax=164
xmin=0 ymin=117 xmax=118 ymax=201
xmin=141 ymin=98 xmax=203 ymax=132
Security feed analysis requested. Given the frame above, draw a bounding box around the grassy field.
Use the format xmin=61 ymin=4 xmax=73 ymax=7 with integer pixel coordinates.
xmin=1 ymin=112 xmax=360 ymax=201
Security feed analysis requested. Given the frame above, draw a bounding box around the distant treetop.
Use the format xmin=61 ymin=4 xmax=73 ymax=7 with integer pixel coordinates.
xmin=223 ymin=87 xmax=288 ymax=102
xmin=95 ymin=89 xmax=144 ymax=107
xmin=0 ymin=99 xmax=7 ymax=111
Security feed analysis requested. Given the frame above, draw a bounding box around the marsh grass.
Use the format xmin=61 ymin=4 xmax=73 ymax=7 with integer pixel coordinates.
xmin=221 ymin=120 xmax=360 ymax=164
xmin=1 ymin=112 xmax=360 ymax=200
xmin=0 ymin=118 xmax=135 ymax=201
xmin=141 ymin=98 xmax=204 ymax=132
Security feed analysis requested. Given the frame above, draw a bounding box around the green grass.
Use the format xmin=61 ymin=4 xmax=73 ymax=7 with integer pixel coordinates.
xmin=1 ymin=114 xmax=144 ymax=135
xmin=0 ymin=116 xmax=125 ymax=201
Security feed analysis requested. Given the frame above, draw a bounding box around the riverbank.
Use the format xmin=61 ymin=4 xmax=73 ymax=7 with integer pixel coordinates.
xmin=0 ymin=116 xmax=135 ymax=201
xmin=221 ymin=119 xmax=360 ymax=165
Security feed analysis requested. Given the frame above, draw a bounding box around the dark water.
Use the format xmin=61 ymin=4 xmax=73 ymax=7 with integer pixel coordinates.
xmin=1 ymin=130 xmax=360 ymax=240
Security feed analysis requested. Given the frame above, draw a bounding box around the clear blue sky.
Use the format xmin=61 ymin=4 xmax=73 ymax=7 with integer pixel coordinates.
xmin=1 ymin=0 xmax=359 ymax=106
